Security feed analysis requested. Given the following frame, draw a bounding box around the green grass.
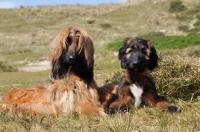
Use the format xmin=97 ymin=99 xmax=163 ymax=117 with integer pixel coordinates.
xmin=0 ymin=71 xmax=50 ymax=94
xmin=106 ymin=35 xmax=200 ymax=51
xmin=0 ymin=61 xmax=17 ymax=72
xmin=168 ymin=0 xmax=187 ymax=13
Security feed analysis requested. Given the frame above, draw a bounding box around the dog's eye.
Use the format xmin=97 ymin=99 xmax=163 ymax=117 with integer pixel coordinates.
xmin=66 ymin=37 xmax=71 ymax=45
xmin=141 ymin=48 xmax=146 ymax=54
xmin=126 ymin=49 xmax=133 ymax=55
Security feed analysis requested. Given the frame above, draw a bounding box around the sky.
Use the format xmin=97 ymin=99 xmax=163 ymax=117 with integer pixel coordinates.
xmin=0 ymin=0 xmax=127 ymax=9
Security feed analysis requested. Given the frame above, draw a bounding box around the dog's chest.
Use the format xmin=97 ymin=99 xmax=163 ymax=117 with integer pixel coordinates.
xmin=129 ymin=84 xmax=143 ymax=107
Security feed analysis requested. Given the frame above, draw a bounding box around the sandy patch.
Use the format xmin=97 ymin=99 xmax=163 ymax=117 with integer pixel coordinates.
xmin=19 ymin=59 xmax=51 ymax=72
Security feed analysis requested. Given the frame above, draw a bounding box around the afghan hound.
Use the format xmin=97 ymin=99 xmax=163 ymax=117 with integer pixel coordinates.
xmin=0 ymin=73 xmax=106 ymax=116
xmin=49 ymin=26 xmax=96 ymax=88
xmin=98 ymin=38 xmax=180 ymax=112
xmin=0 ymin=26 xmax=106 ymax=116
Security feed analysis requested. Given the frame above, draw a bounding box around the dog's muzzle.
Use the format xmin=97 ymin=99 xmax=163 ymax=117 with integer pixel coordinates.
xmin=66 ymin=51 xmax=76 ymax=64
xmin=128 ymin=53 xmax=146 ymax=71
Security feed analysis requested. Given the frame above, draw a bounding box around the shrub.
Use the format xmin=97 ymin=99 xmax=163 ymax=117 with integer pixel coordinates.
xmin=153 ymin=54 xmax=200 ymax=101
xmin=169 ymin=0 xmax=187 ymax=13
xmin=104 ymin=70 xmax=124 ymax=84
xmin=178 ymin=25 xmax=189 ymax=32
xmin=0 ymin=61 xmax=17 ymax=72
xmin=100 ymin=23 xmax=111 ymax=29
xmin=87 ymin=20 xmax=95 ymax=24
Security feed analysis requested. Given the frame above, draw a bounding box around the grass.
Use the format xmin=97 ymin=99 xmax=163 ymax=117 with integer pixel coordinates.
xmin=0 ymin=61 xmax=17 ymax=72
xmin=0 ymin=71 xmax=50 ymax=93
xmin=0 ymin=100 xmax=199 ymax=131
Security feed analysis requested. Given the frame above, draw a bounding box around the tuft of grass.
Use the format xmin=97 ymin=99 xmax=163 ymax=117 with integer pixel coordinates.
xmin=87 ymin=20 xmax=95 ymax=24
xmin=104 ymin=70 xmax=124 ymax=84
xmin=100 ymin=23 xmax=112 ymax=29
xmin=178 ymin=25 xmax=189 ymax=32
xmin=0 ymin=61 xmax=17 ymax=72
xmin=168 ymin=0 xmax=187 ymax=13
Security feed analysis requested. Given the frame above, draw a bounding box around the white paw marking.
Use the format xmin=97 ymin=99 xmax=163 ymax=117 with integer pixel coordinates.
xmin=129 ymin=84 xmax=143 ymax=107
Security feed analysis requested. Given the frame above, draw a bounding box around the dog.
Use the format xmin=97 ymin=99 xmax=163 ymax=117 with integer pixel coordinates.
xmin=99 ymin=38 xmax=179 ymax=112
xmin=48 ymin=26 xmax=96 ymax=88
xmin=0 ymin=73 xmax=106 ymax=116
xmin=0 ymin=26 xmax=106 ymax=116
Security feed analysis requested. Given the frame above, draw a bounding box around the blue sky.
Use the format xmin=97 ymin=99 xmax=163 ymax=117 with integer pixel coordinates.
xmin=0 ymin=0 xmax=127 ymax=8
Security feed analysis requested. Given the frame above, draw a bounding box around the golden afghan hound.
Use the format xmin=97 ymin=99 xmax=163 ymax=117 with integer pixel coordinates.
xmin=0 ymin=73 xmax=105 ymax=116
xmin=0 ymin=26 xmax=106 ymax=116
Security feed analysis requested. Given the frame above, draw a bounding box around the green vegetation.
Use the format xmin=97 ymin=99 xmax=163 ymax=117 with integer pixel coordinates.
xmin=106 ymin=41 xmax=123 ymax=51
xmin=100 ymin=23 xmax=112 ymax=29
xmin=106 ymin=35 xmax=200 ymax=51
xmin=87 ymin=20 xmax=95 ymax=24
xmin=0 ymin=61 xmax=17 ymax=72
xmin=168 ymin=0 xmax=187 ymax=13
xmin=175 ymin=3 xmax=200 ymax=35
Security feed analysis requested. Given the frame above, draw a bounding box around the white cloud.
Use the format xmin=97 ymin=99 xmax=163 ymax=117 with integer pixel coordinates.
xmin=0 ymin=1 xmax=16 ymax=8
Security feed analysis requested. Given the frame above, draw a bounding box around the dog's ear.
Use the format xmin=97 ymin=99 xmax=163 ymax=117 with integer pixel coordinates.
xmin=83 ymin=36 xmax=94 ymax=69
xmin=48 ymin=27 xmax=70 ymax=66
xmin=146 ymin=39 xmax=158 ymax=70
xmin=51 ymin=61 xmax=60 ymax=80
xmin=118 ymin=38 xmax=132 ymax=69
xmin=118 ymin=47 xmax=127 ymax=69
xmin=77 ymin=28 xmax=94 ymax=69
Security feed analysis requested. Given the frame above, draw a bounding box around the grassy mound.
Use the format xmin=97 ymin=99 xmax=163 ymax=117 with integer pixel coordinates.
xmin=154 ymin=54 xmax=200 ymax=101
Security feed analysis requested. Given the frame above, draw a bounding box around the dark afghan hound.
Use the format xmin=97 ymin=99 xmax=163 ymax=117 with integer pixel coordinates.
xmin=49 ymin=26 xmax=96 ymax=88
xmin=98 ymin=38 xmax=180 ymax=112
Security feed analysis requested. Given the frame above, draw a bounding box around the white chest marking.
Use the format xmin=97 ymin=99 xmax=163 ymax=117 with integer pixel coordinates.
xmin=129 ymin=84 xmax=143 ymax=107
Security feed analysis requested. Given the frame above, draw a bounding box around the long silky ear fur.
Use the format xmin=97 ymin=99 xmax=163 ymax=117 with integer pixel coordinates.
xmin=118 ymin=47 xmax=127 ymax=69
xmin=118 ymin=38 xmax=132 ymax=69
xmin=50 ymin=61 xmax=60 ymax=81
xmin=146 ymin=39 xmax=158 ymax=70
xmin=77 ymin=27 xmax=94 ymax=70
xmin=48 ymin=26 xmax=73 ymax=66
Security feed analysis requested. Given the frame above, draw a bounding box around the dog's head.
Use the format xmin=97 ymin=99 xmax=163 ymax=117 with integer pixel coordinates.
xmin=49 ymin=26 xmax=94 ymax=67
xmin=49 ymin=26 xmax=94 ymax=80
xmin=118 ymin=38 xmax=158 ymax=71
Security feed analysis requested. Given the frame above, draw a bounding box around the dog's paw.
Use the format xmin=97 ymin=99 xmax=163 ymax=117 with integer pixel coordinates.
xmin=167 ymin=106 xmax=182 ymax=112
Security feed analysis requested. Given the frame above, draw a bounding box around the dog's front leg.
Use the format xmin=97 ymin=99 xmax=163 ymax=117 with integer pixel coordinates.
xmin=109 ymin=85 xmax=133 ymax=110
xmin=142 ymin=87 xmax=180 ymax=112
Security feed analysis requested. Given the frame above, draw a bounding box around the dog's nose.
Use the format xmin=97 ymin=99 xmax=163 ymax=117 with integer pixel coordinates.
xmin=132 ymin=60 xmax=138 ymax=65
xmin=69 ymin=55 xmax=76 ymax=61
xmin=132 ymin=58 xmax=139 ymax=65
